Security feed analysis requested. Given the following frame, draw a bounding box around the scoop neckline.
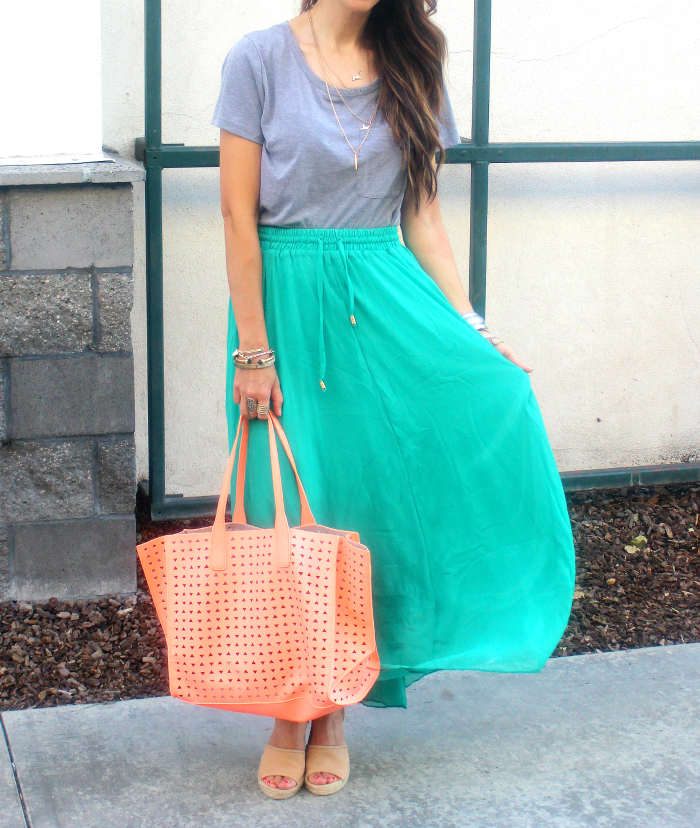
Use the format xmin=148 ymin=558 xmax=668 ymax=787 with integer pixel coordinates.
xmin=282 ymin=20 xmax=381 ymax=97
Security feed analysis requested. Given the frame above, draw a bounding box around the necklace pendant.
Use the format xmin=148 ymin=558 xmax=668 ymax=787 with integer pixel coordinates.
xmin=353 ymin=71 xmax=363 ymax=81
xmin=354 ymin=152 xmax=358 ymax=171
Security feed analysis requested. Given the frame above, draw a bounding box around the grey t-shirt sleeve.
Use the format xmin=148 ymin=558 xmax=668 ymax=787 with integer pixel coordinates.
xmin=438 ymin=84 xmax=462 ymax=149
xmin=211 ymin=36 xmax=265 ymax=144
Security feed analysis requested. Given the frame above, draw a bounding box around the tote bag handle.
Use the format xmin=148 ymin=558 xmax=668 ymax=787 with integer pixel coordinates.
xmin=210 ymin=413 xmax=315 ymax=572
xmin=233 ymin=412 xmax=315 ymax=527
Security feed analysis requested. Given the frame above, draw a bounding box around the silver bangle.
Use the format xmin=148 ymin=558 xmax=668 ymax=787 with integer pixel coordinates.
xmin=462 ymin=312 xmax=503 ymax=346
xmin=461 ymin=311 xmax=488 ymax=331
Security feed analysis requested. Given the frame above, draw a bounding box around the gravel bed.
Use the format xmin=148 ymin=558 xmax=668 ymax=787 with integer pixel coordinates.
xmin=1 ymin=482 xmax=698 ymax=711
xmin=553 ymin=482 xmax=700 ymax=655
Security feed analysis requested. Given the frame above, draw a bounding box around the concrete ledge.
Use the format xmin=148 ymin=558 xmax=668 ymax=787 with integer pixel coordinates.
xmin=1 ymin=645 xmax=698 ymax=827
xmin=12 ymin=516 xmax=136 ymax=601
xmin=0 ymin=154 xmax=145 ymax=187
xmin=1 ymin=156 xmax=138 ymax=602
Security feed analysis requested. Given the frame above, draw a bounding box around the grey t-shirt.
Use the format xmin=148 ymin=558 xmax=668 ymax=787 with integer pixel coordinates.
xmin=212 ymin=21 xmax=462 ymax=229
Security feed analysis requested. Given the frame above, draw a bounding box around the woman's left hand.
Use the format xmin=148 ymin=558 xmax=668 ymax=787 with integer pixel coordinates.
xmin=485 ymin=333 xmax=533 ymax=374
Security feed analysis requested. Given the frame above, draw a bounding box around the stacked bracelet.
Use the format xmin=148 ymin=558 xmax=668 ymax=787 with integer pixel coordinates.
xmin=461 ymin=311 xmax=503 ymax=347
xmin=461 ymin=310 xmax=488 ymax=331
xmin=233 ymin=347 xmax=276 ymax=369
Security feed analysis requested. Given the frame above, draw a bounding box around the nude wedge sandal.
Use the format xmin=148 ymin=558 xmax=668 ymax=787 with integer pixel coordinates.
xmin=304 ymin=744 xmax=350 ymax=796
xmin=257 ymin=744 xmax=306 ymax=800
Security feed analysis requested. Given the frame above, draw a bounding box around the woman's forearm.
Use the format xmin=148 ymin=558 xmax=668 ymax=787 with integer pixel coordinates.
xmin=219 ymin=130 xmax=268 ymax=353
xmin=401 ymin=211 xmax=473 ymax=316
xmin=223 ymin=214 xmax=268 ymax=351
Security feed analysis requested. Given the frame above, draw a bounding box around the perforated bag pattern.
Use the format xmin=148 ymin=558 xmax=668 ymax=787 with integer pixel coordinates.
xmin=137 ymin=412 xmax=380 ymax=721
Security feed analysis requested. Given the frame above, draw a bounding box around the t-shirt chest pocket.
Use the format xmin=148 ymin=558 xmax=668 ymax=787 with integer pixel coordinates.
xmin=355 ymin=123 xmax=406 ymax=200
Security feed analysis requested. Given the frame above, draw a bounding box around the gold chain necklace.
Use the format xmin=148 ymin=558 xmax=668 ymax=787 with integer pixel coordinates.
xmin=307 ymin=9 xmax=376 ymax=126
xmin=311 ymin=10 xmax=367 ymax=83
xmin=315 ymin=47 xmax=374 ymax=129
xmin=308 ymin=9 xmax=380 ymax=170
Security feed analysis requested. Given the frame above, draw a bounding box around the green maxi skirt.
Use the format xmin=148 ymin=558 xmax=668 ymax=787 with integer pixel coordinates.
xmin=226 ymin=224 xmax=575 ymax=709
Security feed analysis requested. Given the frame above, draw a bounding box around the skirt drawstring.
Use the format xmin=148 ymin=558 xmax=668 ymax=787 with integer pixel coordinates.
xmin=316 ymin=235 xmax=357 ymax=390
xmin=337 ymin=238 xmax=357 ymax=327
xmin=316 ymin=238 xmax=326 ymax=390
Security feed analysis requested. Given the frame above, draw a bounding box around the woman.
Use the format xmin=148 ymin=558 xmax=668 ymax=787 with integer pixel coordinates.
xmin=213 ymin=0 xmax=575 ymax=800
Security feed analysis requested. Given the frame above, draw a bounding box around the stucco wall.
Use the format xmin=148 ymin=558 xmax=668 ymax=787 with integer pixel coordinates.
xmin=101 ymin=0 xmax=700 ymax=498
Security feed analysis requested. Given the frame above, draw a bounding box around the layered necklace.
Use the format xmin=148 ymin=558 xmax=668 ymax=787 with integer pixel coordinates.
xmin=311 ymin=11 xmax=366 ymax=84
xmin=307 ymin=9 xmax=381 ymax=171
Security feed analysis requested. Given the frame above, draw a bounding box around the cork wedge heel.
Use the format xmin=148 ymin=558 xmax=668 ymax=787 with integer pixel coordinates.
xmin=257 ymin=744 xmax=306 ymax=800
xmin=304 ymin=744 xmax=350 ymax=796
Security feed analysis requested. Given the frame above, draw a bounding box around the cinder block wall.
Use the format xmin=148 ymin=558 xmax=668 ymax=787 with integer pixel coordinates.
xmin=0 ymin=161 xmax=144 ymax=600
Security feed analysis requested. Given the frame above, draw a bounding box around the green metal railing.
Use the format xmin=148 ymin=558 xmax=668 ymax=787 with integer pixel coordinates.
xmin=138 ymin=0 xmax=700 ymax=519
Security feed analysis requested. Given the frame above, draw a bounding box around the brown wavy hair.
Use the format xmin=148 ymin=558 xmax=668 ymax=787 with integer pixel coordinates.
xmin=300 ymin=0 xmax=450 ymax=210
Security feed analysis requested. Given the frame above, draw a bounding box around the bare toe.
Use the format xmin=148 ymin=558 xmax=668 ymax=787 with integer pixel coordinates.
xmin=263 ymin=774 xmax=299 ymax=790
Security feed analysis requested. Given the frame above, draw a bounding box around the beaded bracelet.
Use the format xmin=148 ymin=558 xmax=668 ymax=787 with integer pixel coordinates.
xmin=233 ymin=347 xmax=276 ymax=369
xmin=234 ymin=356 xmax=276 ymax=369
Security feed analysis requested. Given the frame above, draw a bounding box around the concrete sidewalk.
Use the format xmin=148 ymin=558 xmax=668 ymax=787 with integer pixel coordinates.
xmin=1 ymin=644 xmax=698 ymax=828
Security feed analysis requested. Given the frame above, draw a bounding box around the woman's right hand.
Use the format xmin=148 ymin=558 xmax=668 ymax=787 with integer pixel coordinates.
xmin=233 ymin=365 xmax=283 ymax=420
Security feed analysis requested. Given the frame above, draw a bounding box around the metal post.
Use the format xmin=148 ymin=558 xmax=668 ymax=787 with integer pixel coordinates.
xmin=469 ymin=0 xmax=492 ymax=318
xmin=144 ymin=0 xmax=166 ymax=515
xmin=469 ymin=162 xmax=488 ymax=315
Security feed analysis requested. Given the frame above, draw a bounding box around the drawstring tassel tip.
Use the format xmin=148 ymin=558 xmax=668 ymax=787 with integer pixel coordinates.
xmin=319 ymin=380 xmax=326 ymax=390
xmin=350 ymin=315 xmax=356 ymax=325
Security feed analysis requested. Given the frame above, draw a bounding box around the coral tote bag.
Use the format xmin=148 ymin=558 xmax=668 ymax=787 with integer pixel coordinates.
xmin=137 ymin=411 xmax=380 ymax=721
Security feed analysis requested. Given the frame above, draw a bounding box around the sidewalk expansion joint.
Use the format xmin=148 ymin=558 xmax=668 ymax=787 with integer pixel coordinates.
xmin=1 ymin=715 xmax=32 ymax=828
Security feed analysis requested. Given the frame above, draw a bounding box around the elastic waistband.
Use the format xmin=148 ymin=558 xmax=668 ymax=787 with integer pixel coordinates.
xmin=257 ymin=224 xmax=400 ymax=250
